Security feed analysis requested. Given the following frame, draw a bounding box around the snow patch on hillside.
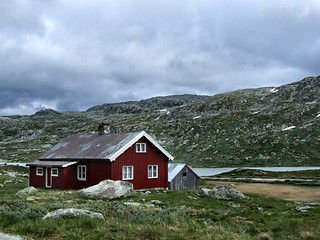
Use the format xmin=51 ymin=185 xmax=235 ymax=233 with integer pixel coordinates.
xmin=282 ymin=126 xmax=296 ymax=131
xmin=270 ymin=88 xmax=279 ymax=93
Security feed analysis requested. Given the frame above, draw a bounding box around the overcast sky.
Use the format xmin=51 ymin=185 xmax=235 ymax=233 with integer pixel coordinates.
xmin=1 ymin=0 xmax=319 ymax=115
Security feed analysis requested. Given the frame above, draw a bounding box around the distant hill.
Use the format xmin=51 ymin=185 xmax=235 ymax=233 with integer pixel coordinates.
xmin=0 ymin=76 xmax=319 ymax=167
xmin=86 ymin=94 xmax=211 ymax=115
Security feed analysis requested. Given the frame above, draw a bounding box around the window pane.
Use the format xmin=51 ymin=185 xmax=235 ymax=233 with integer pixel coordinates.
xmin=82 ymin=167 xmax=85 ymax=178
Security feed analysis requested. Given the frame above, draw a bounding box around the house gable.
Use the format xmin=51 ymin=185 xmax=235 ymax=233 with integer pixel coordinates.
xmin=109 ymin=131 xmax=174 ymax=162
xmin=110 ymin=136 xmax=169 ymax=189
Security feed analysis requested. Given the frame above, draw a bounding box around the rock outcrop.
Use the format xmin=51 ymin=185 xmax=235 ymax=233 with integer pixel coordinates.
xmin=201 ymin=186 xmax=249 ymax=200
xmin=78 ymin=179 xmax=134 ymax=199
xmin=42 ymin=208 xmax=104 ymax=220
xmin=16 ymin=186 xmax=38 ymax=196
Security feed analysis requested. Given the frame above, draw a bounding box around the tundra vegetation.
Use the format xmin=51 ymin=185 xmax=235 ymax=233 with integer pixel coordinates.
xmin=0 ymin=76 xmax=319 ymax=167
xmin=0 ymin=165 xmax=320 ymax=239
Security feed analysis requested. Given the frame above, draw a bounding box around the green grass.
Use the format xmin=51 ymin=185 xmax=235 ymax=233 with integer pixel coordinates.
xmin=0 ymin=166 xmax=320 ymax=239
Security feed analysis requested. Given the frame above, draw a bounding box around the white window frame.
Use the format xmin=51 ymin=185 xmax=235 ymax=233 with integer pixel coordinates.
xmin=122 ymin=166 xmax=133 ymax=180
xmin=148 ymin=165 xmax=158 ymax=179
xmin=136 ymin=143 xmax=146 ymax=153
xmin=36 ymin=167 xmax=43 ymax=176
xmin=77 ymin=165 xmax=86 ymax=181
xmin=51 ymin=168 xmax=58 ymax=177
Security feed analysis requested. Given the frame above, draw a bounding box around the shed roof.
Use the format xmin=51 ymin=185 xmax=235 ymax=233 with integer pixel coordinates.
xmin=168 ymin=163 xmax=200 ymax=182
xmin=39 ymin=131 xmax=174 ymax=162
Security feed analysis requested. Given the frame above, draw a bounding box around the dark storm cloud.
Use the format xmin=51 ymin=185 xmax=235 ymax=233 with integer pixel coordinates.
xmin=1 ymin=0 xmax=320 ymax=115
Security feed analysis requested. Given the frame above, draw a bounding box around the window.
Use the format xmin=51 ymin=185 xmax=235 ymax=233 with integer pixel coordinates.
xmin=36 ymin=167 xmax=43 ymax=176
xmin=136 ymin=143 xmax=146 ymax=153
xmin=148 ymin=165 xmax=158 ymax=179
xmin=77 ymin=165 xmax=86 ymax=181
xmin=122 ymin=166 xmax=133 ymax=180
xmin=182 ymin=170 xmax=187 ymax=180
xmin=51 ymin=168 xmax=58 ymax=177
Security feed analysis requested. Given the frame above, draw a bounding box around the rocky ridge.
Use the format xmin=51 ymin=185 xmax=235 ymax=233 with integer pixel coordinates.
xmin=0 ymin=76 xmax=319 ymax=167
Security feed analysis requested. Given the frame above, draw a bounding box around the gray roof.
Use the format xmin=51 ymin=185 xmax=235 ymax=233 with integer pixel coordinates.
xmin=168 ymin=163 xmax=200 ymax=182
xmin=39 ymin=131 xmax=174 ymax=161
xmin=168 ymin=163 xmax=186 ymax=182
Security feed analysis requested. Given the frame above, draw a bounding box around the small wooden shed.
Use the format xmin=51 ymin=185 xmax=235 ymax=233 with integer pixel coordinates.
xmin=168 ymin=163 xmax=200 ymax=190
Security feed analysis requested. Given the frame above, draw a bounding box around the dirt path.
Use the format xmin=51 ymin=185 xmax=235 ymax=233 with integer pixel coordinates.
xmin=206 ymin=181 xmax=320 ymax=201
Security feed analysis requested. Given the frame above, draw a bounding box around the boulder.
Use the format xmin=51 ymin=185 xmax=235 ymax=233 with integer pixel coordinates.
xmin=42 ymin=208 xmax=104 ymax=220
xmin=295 ymin=206 xmax=312 ymax=212
xmin=123 ymin=202 xmax=155 ymax=208
xmin=78 ymin=179 xmax=134 ymax=199
xmin=7 ymin=172 xmax=16 ymax=177
xmin=150 ymin=200 xmax=163 ymax=205
xmin=201 ymin=188 xmax=211 ymax=197
xmin=201 ymin=186 xmax=249 ymax=200
xmin=16 ymin=186 xmax=38 ymax=196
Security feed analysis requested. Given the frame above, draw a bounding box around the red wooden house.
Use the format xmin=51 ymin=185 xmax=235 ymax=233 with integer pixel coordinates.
xmin=27 ymin=131 xmax=174 ymax=190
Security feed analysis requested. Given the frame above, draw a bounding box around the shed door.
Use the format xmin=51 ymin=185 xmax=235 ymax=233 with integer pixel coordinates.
xmin=45 ymin=167 xmax=52 ymax=188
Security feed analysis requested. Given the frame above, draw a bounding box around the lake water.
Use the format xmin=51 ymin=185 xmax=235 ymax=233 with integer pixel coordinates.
xmin=192 ymin=167 xmax=320 ymax=177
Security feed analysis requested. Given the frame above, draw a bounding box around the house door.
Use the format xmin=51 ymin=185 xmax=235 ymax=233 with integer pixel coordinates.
xmin=45 ymin=167 xmax=52 ymax=188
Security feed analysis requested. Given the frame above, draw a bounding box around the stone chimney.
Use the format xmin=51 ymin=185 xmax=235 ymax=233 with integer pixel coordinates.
xmin=98 ymin=122 xmax=111 ymax=135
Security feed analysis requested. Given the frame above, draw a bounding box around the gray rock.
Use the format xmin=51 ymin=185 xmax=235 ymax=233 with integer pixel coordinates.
xmin=202 ymin=186 xmax=249 ymax=200
xmin=42 ymin=208 xmax=104 ymax=220
xmin=295 ymin=206 xmax=312 ymax=212
xmin=150 ymin=200 xmax=163 ymax=205
xmin=3 ymin=180 xmax=13 ymax=185
xmin=187 ymin=195 xmax=198 ymax=200
xmin=304 ymin=202 xmax=320 ymax=207
xmin=123 ymin=202 xmax=143 ymax=207
xmin=16 ymin=186 xmax=38 ymax=196
xmin=7 ymin=172 xmax=16 ymax=178
xmin=123 ymin=202 xmax=155 ymax=208
xmin=141 ymin=190 xmax=151 ymax=196
xmin=0 ymin=232 xmax=23 ymax=240
xmin=227 ymin=202 xmax=242 ymax=208
xmin=78 ymin=179 xmax=134 ymax=199
xmin=251 ymin=203 xmax=264 ymax=211
xmin=26 ymin=196 xmax=42 ymax=201
xmin=201 ymin=188 xmax=211 ymax=197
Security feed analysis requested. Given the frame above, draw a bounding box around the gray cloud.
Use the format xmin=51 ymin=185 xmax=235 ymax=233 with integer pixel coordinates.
xmin=0 ymin=0 xmax=319 ymax=115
